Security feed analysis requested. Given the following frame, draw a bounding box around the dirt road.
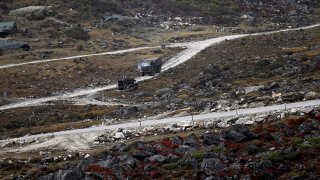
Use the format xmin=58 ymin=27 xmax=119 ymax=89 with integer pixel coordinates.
xmin=0 ymin=99 xmax=319 ymax=152
xmin=1 ymin=23 xmax=320 ymax=110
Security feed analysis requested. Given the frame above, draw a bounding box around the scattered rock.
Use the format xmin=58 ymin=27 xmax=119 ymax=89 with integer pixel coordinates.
xmin=155 ymin=88 xmax=174 ymax=98
xmin=222 ymin=124 xmax=257 ymax=143
xmin=183 ymin=134 xmax=199 ymax=147
xmin=9 ymin=6 xmax=53 ymax=16
xmin=113 ymin=132 xmax=126 ymax=140
xmin=117 ymin=106 xmax=139 ymax=116
xmin=235 ymin=117 xmax=254 ymax=125
xmin=148 ymin=155 xmax=166 ymax=163
xmin=305 ymin=91 xmax=318 ymax=99
xmin=203 ymin=133 xmax=222 ymax=145
xmin=65 ymin=27 xmax=90 ymax=40
xmin=55 ymin=170 xmax=80 ymax=180
xmin=201 ymin=158 xmax=226 ymax=175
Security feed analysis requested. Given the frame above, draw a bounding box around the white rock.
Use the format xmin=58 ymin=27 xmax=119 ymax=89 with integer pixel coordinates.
xmin=216 ymin=122 xmax=229 ymax=128
xmin=84 ymin=154 xmax=90 ymax=159
xmin=242 ymin=15 xmax=249 ymax=19
xmin=254 ymin=114 xmax=268 ymax=122
xmin=299 ymin=107 xmax=314 ymax=114
xmin=177 ymin=121 xmax=192 ymax=127
xmin=244 ymin=120 xmax=254 ymax=125
xmin=290 ymin=108 xmax=297 ymax=113
xmin=110 ymin=128 xmax=121 ymax=136
xmin=235 ymin=117 xmax=252 ymax=125
xmin=305 ymin=91 xmax=318 ymax=99
xmin=39 ymin=151 xmax=48 ymax=156
xmin=93 ymin=141 xmax=100 ymax=145
xmin=9 ymin=6 xmax=52 ymax=15
xmin=113 ymin=132 xmax=126 ymax=140
xmin=173 ymin=17 xmax=182 ymax=21
xmin=142 ymin=127 xmax=155 ymax=132
xmin=243 ymin=85 xmax=264 ymax=94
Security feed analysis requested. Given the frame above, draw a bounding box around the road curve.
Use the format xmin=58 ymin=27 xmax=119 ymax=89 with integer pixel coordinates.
xmin=0 ymin=46 xmax=158 ymax=69
xmin=0 ymin=23 xmax=319 ymax=111
xmin=0 ymin=99 xmax=319 ymax=144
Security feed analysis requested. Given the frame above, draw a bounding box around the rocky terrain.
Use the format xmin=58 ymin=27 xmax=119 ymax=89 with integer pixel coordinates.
xmin=0 ymin=107 xmax=319 ymax=179
xmin=0 ymin=0 xmax=320 ymax=179
xmin=95 ymin=26 xmax=320 ymax=122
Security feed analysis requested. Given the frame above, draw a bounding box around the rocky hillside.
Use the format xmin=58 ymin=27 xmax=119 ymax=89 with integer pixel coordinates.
xmin=1 ymin=108 xmax=319 ymax=179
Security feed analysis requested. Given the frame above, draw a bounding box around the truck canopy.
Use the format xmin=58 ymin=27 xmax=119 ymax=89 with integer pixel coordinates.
xmin=0 ymin=40 xmax=30 ymax=51
xmin=137 ymin=57 xmax=161 ymax=70
xmin=0 ymin=22 xmax=17 ymax=38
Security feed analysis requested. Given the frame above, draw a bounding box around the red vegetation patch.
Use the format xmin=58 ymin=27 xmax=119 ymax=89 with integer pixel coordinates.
xmin=160 ymin=138 xmax=179 ymax=149
xmin=241 ymin=167 xmax=250 ymax=175
xmin=86 ymin=164 xmax=115 ymax=179
xmin=282 ymin=137 xmax=290 ymax=143
xmin=287 ymin=118 xmax=306 ymax=128
xmin=253 ymin=127 xmax=264 ymax=134
xmin=150 ymin=170 xmax=161 ymax=178
xmin=259 ymin=131 xmax=275 ymax=142
xmin=225 ymin=141 xmax=243 ymax=151
xmin=265 ymin=125 xmax=278 ymax=133
xmin=270 ymin=141 xmax=278 ymax=147
xmin=218 ymin=170 xmax=234 ymax=177
xmin=124 ymin=164 xmax=145 ymax=178
xmin=254 ymin=140 xmax=264 ymax=147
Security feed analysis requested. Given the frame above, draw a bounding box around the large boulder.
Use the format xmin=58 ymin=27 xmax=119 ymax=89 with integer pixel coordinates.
xmin=203 ymin=133 xmax=222 ymax=145
xmin=254 ymin=160 xmax=274 ymax=173
xmin=201 ymin=158 xmax=226 ymax=175
xmin=183 ymin=134 xmax=199 ymax=147
xmin=113 ymin=132 xmax=126 ymax=140
xmin=155 ymin=88 xmax=174 ymax=98
xmin=117 ymin=106 xmax=139 ymax=116
xmin=65 ymin=27 xmax=90 ymax=41
xmin=305 ymin=91 xmax=318 ymax=99
xmin=38 ymin=173 xmax=55 ymax=180
xmin=175 ymin=145 xmax=196 ymax=154
xmin=120 ymin=155 xmax=139 ymax=169
xmin=54 ymin=170 xmax=80 ymax=180
xmin=9 ymin=6 xmax=53 ymax=16
xmin=132 ymin=150 xmax=153 ymax=160
xmin=222 ymin=124 xmax=257 ymax=143
xmin=172 ymin=136 xmax=183 ymax=145
xmin=148 ymin=155 xmax=166 ymax=163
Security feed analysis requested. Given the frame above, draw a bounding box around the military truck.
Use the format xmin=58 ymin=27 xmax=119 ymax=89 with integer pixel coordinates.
xmin=0 ymin=40 xmax=30 ymax=52
xmin=117 ymin=78 xmax=138 ymax=91
xmin=138 ymin=57 xmax=162 ymax=76
xmin=0 ymin=22 xmax=17 ymax=38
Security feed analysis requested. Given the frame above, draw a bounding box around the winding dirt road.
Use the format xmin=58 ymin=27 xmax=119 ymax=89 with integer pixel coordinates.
xmin=1 ymin=23 xmax=320 ymax=111
xmin=0 ymin=23 xmax=320 ymax=152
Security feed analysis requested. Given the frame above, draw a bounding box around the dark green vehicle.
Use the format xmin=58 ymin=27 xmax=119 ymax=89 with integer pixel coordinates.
xmin=117 ymin=78 xmax=138 ymax=91
xmin=0 ymin=40 xmax=30 ymax=55
xmin=0 ymin=22 xmax=17 ymax=38
xmin=138 ymin=57 xmax=162 ymax=76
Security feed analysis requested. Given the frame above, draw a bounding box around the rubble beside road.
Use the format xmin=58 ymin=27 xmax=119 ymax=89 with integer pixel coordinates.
xmin=92 ymin=106 xmax=319 ymax=145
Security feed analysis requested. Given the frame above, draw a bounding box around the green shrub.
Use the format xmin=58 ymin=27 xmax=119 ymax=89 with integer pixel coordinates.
xmin=162 ymin=162 xmax=179 ymax=170
xmin=190 ymin=150 xmax=205 ymax=160
xmin=264 ymin=151 xmax=283 ymax=162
